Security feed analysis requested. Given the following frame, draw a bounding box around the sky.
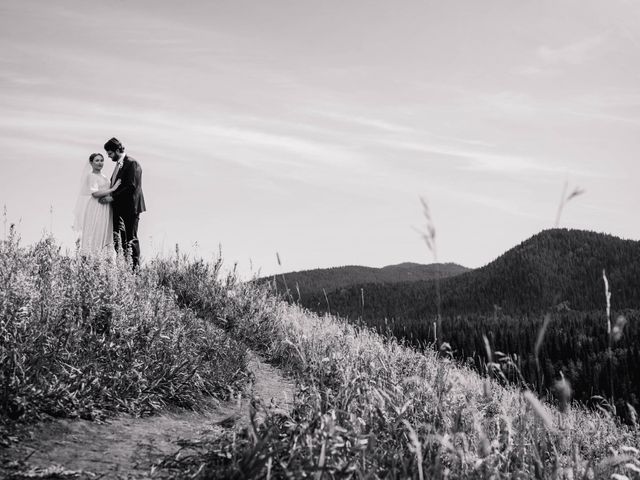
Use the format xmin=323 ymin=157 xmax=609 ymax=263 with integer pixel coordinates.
xmin=1 ymin=0 xmax=639 ymax=278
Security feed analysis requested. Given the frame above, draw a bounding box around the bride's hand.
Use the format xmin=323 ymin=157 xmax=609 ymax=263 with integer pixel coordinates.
xmin=113 ymin=179 xmax=122 ymax=189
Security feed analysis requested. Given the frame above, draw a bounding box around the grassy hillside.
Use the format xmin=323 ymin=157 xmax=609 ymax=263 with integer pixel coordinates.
xmin=161 ymin=254 xmax=640 ymax=479
xmin=0 ymin=229 xmax=270 ymax=438
xmin=2 ymin=231 xmax=640 ymax=479
xmin=290 ymin=229 xmax=640 ymax=419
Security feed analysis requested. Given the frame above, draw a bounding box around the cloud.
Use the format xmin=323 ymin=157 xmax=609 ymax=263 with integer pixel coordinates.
xmin=514 ymin=65 xmax=560 ymax=78
xmin=515 ymin=35 xmax=607 ymax=77
xmin=445 ymin=189 xmax=541 ymax=219
xmin=537 ymin=35 xmax=606 ymax=65
xmin=479 ymin=91 xmax=540 ymax=116
xmin=373 ymin=136 xmax=562 ymax=176
xmin=0 ymin=72 xmax=51 ymax=86
xmin=191 ymin=123 xmax=361 ymax=166
xmin=310 ymin=109 xmax=414 ymax=134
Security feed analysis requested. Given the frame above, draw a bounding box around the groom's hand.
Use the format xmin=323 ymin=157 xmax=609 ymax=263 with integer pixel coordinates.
xmin=100 ymin=195 xmax=114 ymax=204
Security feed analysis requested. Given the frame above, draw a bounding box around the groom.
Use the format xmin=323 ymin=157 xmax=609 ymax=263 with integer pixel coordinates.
xmin=100 ymin=137 xmax=146 ymax=269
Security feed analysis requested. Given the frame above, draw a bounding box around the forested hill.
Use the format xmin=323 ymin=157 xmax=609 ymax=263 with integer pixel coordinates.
xmin=264 ymin=262 xmax=469 ymax=297
xmin=301 ymin=229 xmax=640 ymax=318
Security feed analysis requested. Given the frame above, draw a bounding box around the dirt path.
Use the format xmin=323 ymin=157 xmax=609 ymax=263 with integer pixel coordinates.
xmin=1 ymin=353 xmax=294 ymax=479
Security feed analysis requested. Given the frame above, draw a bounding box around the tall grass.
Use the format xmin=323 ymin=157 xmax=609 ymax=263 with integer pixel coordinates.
xmin=4 ymin=228 xmax=639 ymax=479
xmin=0 ymin=228 xmax=248 ymax=438
xmin=154 ymin=256 xmax=640 ymax=479
xmin=152 ymin=249 xmax=283 ymax=354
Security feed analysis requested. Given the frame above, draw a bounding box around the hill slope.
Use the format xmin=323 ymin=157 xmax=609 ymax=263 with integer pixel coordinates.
xmin=265 ymin=262 xmax=469 ymax=297
xmin=301 ymin=229 xmax=640 ymax=318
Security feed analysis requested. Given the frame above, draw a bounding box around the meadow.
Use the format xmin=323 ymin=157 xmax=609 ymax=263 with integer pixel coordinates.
xmin=2 ymin=228 xmax=640 ymax=479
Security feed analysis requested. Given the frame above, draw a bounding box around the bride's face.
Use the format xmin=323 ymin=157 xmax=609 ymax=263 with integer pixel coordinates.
xmin=91 ymin=155 xmax=105 ymax=172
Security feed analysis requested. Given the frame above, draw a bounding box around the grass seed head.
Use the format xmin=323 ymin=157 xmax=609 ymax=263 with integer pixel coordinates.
xmin=524 ymin=390 xmax=555 ymax=432
xmin=553 ymin=375 xmax=572 ymax=413
xmin=612 ymin=315 xmax=627 ymax=342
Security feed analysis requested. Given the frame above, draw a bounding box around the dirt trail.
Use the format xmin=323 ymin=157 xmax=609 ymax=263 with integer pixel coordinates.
xmin=1 ymin=353 xmax=294 ymax=479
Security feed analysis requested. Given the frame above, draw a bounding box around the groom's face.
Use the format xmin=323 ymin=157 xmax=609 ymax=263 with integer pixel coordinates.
xmin=106 ymin=150 xmax=122 ymax=162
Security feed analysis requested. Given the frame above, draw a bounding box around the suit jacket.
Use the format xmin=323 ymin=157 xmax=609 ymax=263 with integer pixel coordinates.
xmin=111 ymin=155 xmax=146 ymax=216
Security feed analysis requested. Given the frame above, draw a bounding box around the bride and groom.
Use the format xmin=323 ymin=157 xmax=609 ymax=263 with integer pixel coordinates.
xmin=73 ymin=137 xmax=146 ymax=268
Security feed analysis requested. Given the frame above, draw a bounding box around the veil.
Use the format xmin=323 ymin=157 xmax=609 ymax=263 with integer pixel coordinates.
xmin=72 ymin=162 xmax=94 ymax=232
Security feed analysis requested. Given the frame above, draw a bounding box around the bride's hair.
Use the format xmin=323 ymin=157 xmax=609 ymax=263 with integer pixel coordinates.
xmin=89 ymin=153 xmax=103 ymax=163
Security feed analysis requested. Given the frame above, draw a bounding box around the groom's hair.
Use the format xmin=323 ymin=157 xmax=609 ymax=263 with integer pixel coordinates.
xmin=104 ymin=137 xmax=125 ymax=153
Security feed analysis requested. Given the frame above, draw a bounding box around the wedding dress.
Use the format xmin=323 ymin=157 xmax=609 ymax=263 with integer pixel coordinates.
xmin=73 ymin=172 xmax=114 ymax=254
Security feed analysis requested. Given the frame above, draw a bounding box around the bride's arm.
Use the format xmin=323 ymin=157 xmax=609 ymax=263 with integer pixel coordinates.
xmin=91 ymin=179 xmax=121 ymax=199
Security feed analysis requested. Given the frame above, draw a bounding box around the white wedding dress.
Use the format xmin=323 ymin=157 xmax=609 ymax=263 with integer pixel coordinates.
xmin=74 ymin=172 xmax=114 ymax=254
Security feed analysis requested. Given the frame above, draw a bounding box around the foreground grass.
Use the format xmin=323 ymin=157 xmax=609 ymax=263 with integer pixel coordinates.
xmin=0 ymin=231 xmax=249 ymax=440
xmin=160 ymin=259 xmax=640 ymax=479
xmin=3 ymin=233 xmax=640 ymax=478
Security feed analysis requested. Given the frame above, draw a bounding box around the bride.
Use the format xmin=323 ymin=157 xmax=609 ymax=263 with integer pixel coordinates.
xmin=73 ymin=153 xmax=121 ymax=253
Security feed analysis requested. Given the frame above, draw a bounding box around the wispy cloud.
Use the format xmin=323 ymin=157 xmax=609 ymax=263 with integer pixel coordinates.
xmin=479 ymin=91 xmax=539 ymax=116
xmin=514 ymin=65 xmax=560 ymax=78
xmin=516 ymin=34 xmax=607 ymax=77
xmin=0 ymin=72 xmax=51 ymax=86
xmin=191 ymin=123 xmax=360 ymax=166
xmin=537 ymin=35 xmax=606 ymax=65
xmin=374 ymin=137 xmax=562 ymax=176
xmin=458 ymin=153 xmax=563 ymax=175
xmin=310 ymin=109 xmax=414 ymax=134
xmin=446 ymin=189 xmax=542 ymax=220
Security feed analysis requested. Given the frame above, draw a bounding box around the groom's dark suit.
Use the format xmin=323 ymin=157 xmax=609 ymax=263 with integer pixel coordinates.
xmin=111 ymin=155 xmax=146 ymax=268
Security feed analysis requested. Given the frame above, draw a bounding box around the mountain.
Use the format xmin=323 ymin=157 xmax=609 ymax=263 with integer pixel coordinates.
xmin=299 ymin=229 xmax=640 ymax=318
xmin=264 ymin=262 xmax=470 ymax=297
